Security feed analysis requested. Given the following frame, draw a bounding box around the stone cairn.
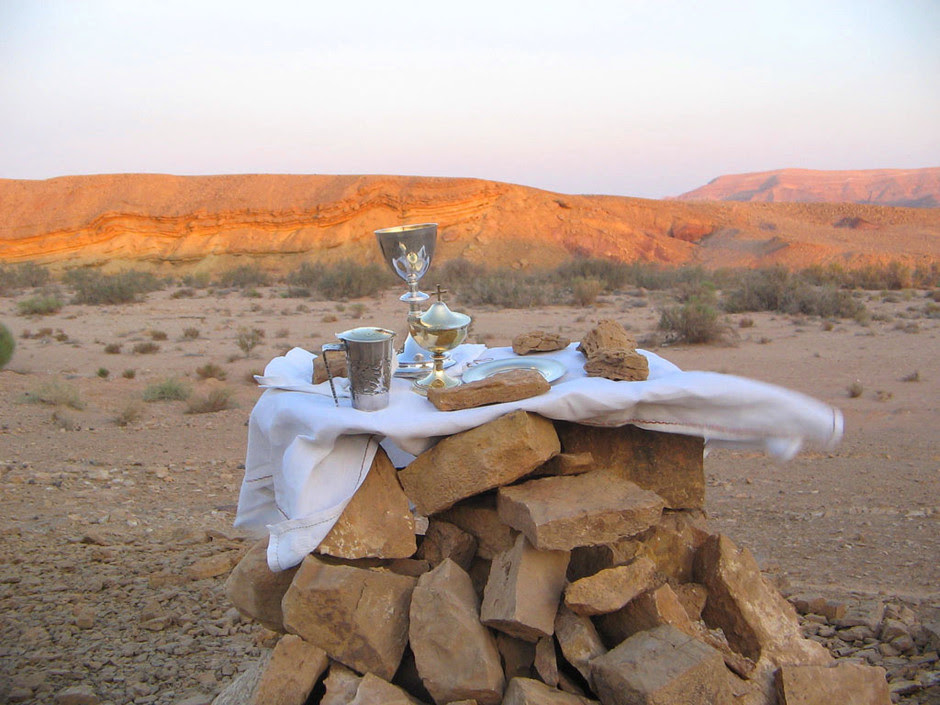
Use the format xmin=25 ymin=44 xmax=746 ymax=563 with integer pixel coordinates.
xmin=218 ymin=410 xmax=900 ymax=705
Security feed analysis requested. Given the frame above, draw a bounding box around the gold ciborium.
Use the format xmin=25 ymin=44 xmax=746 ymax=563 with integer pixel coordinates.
xmin=408 ymin=287 xmax=471 ymax=395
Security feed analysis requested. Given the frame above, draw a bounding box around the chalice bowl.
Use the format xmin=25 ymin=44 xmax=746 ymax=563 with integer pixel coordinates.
xmin=375 ymin=223 xmax=456 ymax=377
xmin=408 ymin=288 xmax=471 ymax=395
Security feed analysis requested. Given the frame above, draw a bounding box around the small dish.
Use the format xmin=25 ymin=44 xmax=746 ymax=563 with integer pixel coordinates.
xmin=462 ymin=357 xmax=566 ymax=384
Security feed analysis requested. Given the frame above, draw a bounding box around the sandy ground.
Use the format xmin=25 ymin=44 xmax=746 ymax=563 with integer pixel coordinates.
xmin=0 ymin=281 xmax=937 ymax=703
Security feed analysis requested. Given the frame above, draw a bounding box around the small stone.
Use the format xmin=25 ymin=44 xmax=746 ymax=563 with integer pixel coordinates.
xmin=439 ymin=496 xmax=517 ymax=560
xmin=554 ymin=605 xmax=606 ymax=689
xmin=416 ymin=520 xmax=478 ymax=570
xmin=583 ymin=349 xmax=649 ymax=382
xmin=563 ymin=557 xmax=657 ymax=616
xmin=501 ymin=677 xmax=597 ymax=704
xmin=576 ymin=320 xmax=636 ymax=359
xmin=185 ymin=550 xmax=242 ymax=581
xmin=512 ymin=331 xmax=571 ymax=355
xmin=535 ymin=452 xmax=595 ymax=477
xmin=54 ymin=685 xmax=100 ymax=705
xmin=775 ymin=662 xmax=891 ymax=704
xmin=428 ymin=369 xmax=549 ymax=411
xmin=349 ymin=673 xmax=425 ymax=705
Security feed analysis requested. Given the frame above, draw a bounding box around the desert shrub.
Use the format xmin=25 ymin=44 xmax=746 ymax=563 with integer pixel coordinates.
xmin=350 ymin=302 xmax=367 ymax=319
xmin=186 ymin=387 xmax=237 ymax=414
xmin=143 ymin=378 xmax=191 ymax=402
xmin=236 ymin=327 xmax=265 ymax=357
xmin=66 ymin=269 xmax=164 ymax=304
xmin=171 ymin=287 xmax=196 ymax=299
xmin=318 ymin=260 xmax=395 ymax=300
xmin=181 ymin=327 xmax=200 ymax=340
xmin=738 ymin=316 xmax=755 ymax=328
xmin=104 ymin=343 xmax=122 ymax=354
xmin=195 ymin=362 xmax=227 ymax=380
xmin=658 ymin=297 xmax=728 ymax=344
xmin=97 ymin=367 xmax=109 ymax=378
xmin=216 ymin=264 xmax=270 ymax=290
xmin=436 ymin=258 xmax=488 ymax=289
xmin=0 ymin=262 xmax=51 ymax=295
xmin=114 ymin=402 xmax=144 ymax=426
xmin=122 ymin=369 xmax=136 ymax=379
xmin=180 ymin=271 xmax=211 ymax=288
xmin=0 ymin=323 xmax=14 ymax=369
xmin=132 ymin=342 xmax=160 ymax=354
xmin=722 ymin=268 xmax=865 ymax=319
xmin=17 ymin=293 xmax=63 ymax=316
xmin=149 ymin=330 xmax=168 ymax=341
xmin=51 ymin=410 xmax=80 ymax=431
xmin=27 ymin=379 xmax=84 ymax=409
xmin=553 ymin=258 xmax=632 ymax=291
xmin=570 ymin=277 xmax=604 ymax=306
xmin=453 ymin=269 xmax=554 ymax=308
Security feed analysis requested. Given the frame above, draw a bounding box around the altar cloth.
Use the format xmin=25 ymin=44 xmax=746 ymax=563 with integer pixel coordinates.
xmin=234 ymin=343 xmax=843 ymax=571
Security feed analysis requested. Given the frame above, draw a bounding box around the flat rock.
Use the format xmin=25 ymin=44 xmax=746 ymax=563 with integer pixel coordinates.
xmin=775 ymin=662 xmax=892 ymax=704
xmin=409 ymin=559 xmax=505 ymax=705
xmin=481 ymin=534 xmax=570 ymax=642
xmin=635 ymin=511 xmax=710 ymax=583
xmin=498 ymin=471 xmax=665 ymax=551
xmin=252 ymin=635 xmax=328 ymax=705
xmin=590 ymin=624 xmax=732 ymax=705
xmin=349 ymin=673 xmax=425 ymax=705
xmin=564 ymin=557 xmax=658 ymax=616
xmin=583 ymin=349 xmax=649 ymax=381
xmin=554 ymin=605 xmax=606 ymax=689
xmin=596 ymin=584 xmax=694 ymax=647
xmin=281 ymin=555 xmax=417 ymax=681
xmin=317 ymin=447 xmax=416 ymax=560
xmin=555 ymin=423 xmax=705 ymax=510
xmin=224 ymin=538 xmax=297 ymax=632
xmin=576 ymin=320 xmax=636 ymax=359
xmin=400 ymin=410 xmax=560 ymax=515
xmin=694 ymin=533 xmax=831 ymax=668
xmin=502 ymin=677 xmax=598 ymax=704
xmin=416 ymin=519 xmax=478 ymax=570
xmin=428 ymin=369 xmax=549 ymax=411
xmin=535 ymin=451 xmax=595 ymax=477
xmin=512 ymin=331 xmax=571 ymax=355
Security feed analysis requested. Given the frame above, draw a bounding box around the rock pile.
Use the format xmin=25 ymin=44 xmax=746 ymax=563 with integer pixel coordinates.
xmin=219 ymin=410 xmax=893 ymax=704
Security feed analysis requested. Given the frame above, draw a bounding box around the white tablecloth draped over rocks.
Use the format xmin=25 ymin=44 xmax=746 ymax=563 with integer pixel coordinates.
xmin=234 ymin=343 xmax=843 ymax=571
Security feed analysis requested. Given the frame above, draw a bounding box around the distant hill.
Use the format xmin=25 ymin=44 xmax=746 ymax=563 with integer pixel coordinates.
xmin=676 ymin=168 xmax=940 ymax=208
xmin=1 ymin=174 xmax=938 ymax=273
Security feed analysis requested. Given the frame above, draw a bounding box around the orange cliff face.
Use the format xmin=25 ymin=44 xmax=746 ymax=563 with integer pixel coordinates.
xmin=1 ymin=173 xmax=938 ymax=273
xmin=676 ymin=167 xmax=940 ymax=209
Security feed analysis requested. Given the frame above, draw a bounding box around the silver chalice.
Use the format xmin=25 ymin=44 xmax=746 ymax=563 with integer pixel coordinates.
xmin=375 ymin=223 xmax=455 ymax=377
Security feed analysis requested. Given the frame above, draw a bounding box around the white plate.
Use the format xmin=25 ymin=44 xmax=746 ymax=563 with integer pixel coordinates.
xmin=462 ymin=357 xmax=567 ymax=384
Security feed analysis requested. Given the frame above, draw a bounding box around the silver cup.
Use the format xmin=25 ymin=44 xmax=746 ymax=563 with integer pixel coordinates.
xmin=322 ymin=327 xmax=396 ymax=411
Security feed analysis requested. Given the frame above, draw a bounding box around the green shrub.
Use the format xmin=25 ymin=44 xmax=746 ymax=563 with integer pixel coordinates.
xmin=114 ymin=402 xmax=144 ymax=426
xmin=0 ymin=323 xmax=14 ymax=369
xmin=27 ymin=379 xmax=85 ymax=409
xmin=317 ymin=260 xmax=395 ymax=300
xmin=658 ymin=297 xmax=728 ymax=344
xmin=453 ymin=270 xmax=554 ymax=308
xmin=143 ymin=378 xmax=191 ymax=402
xmin=186 ymin=387 xmax=237 ymax=414
xmin=17 ymin=293 xmax=63 ymax=316
xmin=122 ymin=369 xmax=136 ymax=379
xmin=180 ymin=271 xmax=211 ymax=288
xmin=97 ymin=367 xmax=109 ymax=378
xmin=66 ymin=269 xmax=164 ymax=304
xmin=570 ymin=277 xmax=604 ymax=306
xmin=0 ymin=262 xmax=51 ymax=295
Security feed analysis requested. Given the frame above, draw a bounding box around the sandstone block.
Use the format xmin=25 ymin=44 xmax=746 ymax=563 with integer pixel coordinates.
xmin=590 ymin=624 xmax=732 ymax=705
xmin=321 ymin=663 xmax=362 ymax=705
xmin=635 ymin=511 xmax=709 ymax=583
xmin=555 ymin=423 xmax=704 ymax=509
xmin=249 ymin=635 xmax=328 ymax=705
xmin=512 ymin=331 xmax=571 ymax=355
xmin=534 ymin=636 xmax=559 ymax=687
xmin=554 ymin=604 xmax=606 ymax=689
xmin=583 ymin=349 xmax=649 ymax=381
xmin=428 ymin=368 xmax=549 ymax=410
xmin=775 ymin=662 xmax=892 ymax=704
xmin=211 ymin=657 xmax=267 ymax=705
xmin=416 ymin=519 xmax=478 ymax=570
xmin=313 ymin=349 xmax=346 ymax=383
xmin=536 ymin=451 xmax=595 ymax=477
xmin=497 ymin=633 xmax=537 ymax=681
xmin=399 ymin=410 xmax=560 ymax=515
xmin=54 ymin=686 xmax=100 ymax=705
xmin=596 ymin=583 xmax=693 ymax=647
xmin=498 ymin=471 xmax=665 ymax=551
xmin=564 ymin=557 xmax=657 ymax=616
xmin=568 ymin=537 xmax=642 ymax=582
xmin=349 ymin=673 xmax=425 ymax=705
xmin=281 ymin=555 xmax=417 ymax=681
xmin=577 ymin=320 xmax=636 ymax=358
xmin=673 ymin=583 xmax=708 ymax=622
xmin=694 ymin=534 xmax=831 ymax=668
xmin=409 ymin=559 xmax=505 ymax=705
xmin=186 ymin=550 xmax=243 ymax=581
xmin=317 ymin=447 xmax=416 ymax=560
xmin=481 ymin=534 xmax=569 ymax=642
xmin=502 ymin=677 xmax=598 ymax=705
xmin=224 ymin=538 xmax=297 ymax=632
xmin=439 ymin=496 xmax=516 ymax=560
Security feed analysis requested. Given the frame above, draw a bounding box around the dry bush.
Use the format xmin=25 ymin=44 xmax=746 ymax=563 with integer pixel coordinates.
xmin=236 ymin=328 xmax=265 ymax=357
xmin=27 ymin=380 xmax=85 ymax=409
xmin=149 ymin=330 xmax=168 ymax=341
xmin=66 ymin=269 xmax=163 ymax=304
xmin=186 ymin=387 xmax=237 ymax=414
xmin=104 ymin=343 xmax=122 ymax=354
xmin=143 ymin=378 xmax=190 ymax=402
xmin=658 ymin=297 xmax=730 ymax=345
xmin=114 ymin=402 xmax=144 ymax=427
xmin=17 ymin=293 xmax=64 ymax=316
xmin=132 ymin=342 xmax=160 ymax=355
xmin=195 ymin=362 xmax=227 ymax=381
xmin=181 ymin=327 xmax=201 ymax=340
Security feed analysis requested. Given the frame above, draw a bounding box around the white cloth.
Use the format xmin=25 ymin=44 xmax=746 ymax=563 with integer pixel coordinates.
xmin=235 ymin=343 xmax=843 ymax=571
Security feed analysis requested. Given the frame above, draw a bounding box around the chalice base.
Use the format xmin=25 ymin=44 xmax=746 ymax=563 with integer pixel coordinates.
xmin=412 ymin=356 xmax=462 ymax=396
xmin=395 ymin=334 xmax=456 ymax=378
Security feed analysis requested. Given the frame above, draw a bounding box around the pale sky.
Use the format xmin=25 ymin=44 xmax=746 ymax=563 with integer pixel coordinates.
xmin=1 ymin=0 xmax=938 ymax=198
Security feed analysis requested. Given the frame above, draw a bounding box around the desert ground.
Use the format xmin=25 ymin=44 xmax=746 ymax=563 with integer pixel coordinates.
xmin=0 ymin=279 xmax=937 ymax=704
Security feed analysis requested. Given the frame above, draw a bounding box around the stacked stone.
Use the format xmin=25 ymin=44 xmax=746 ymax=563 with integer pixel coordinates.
xmin=219 ymin=410 xmax=893 ymax=705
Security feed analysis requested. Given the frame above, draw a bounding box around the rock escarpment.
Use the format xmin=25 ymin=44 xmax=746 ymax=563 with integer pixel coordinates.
xmin=2 ymin=173 xmax=938 ymax=272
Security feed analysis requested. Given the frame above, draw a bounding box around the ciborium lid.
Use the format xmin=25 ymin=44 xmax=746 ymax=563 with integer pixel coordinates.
xmin=416 ymin=286 xmax=470 ymax=332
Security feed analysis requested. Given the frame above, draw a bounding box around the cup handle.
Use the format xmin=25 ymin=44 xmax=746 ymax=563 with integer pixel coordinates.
xmin=320 ymin=343 xmax=345 ymax=407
